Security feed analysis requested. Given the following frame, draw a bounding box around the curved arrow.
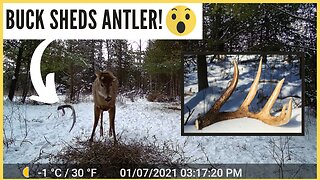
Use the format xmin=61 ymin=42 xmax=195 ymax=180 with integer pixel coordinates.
xmin=29 ymin=39 xmax=58 ymax=104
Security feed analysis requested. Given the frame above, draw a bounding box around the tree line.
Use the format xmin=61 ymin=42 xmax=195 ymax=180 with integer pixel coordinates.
xmin=3 ymin=3 xmax=316 ymax=108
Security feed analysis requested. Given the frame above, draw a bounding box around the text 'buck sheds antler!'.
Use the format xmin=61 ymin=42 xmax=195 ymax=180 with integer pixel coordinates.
xmin=195 ymin=58 xmax=293 ymax=130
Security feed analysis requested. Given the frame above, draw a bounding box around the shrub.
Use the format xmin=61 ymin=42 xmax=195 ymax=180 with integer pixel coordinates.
xmin=50 ymin=137 xmax=177 ymax=178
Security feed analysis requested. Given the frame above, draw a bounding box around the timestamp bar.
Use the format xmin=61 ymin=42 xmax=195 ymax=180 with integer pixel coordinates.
xmin=119 ymin=167 xmax=242 ymax=178
xmin=3 ymin=164 xmax=316 ymax=178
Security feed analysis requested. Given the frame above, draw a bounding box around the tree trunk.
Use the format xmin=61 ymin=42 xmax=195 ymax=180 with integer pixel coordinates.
xmin=8 ymin=42 xmax=24 ymax=101
xmin=197 ymin=54 xmax=209 ymax=91
xmin=69 ymin=61 xmax=75 ymax=102
xmin=90 ymin=40 xmax=96 ymax=90
xmin=21 ymin=61 xmax=31 ymax=104
xmin=262 ymin=54 xmax=267 ymax=64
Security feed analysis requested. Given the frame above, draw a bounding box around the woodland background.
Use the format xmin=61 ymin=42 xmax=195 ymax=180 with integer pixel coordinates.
xmin=3 ymin=4 xmax=317 ymax=178
xmin=3 ymin=4 xmax=316 ymax=110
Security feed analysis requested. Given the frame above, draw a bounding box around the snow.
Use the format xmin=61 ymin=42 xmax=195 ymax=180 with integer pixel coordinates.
xmin=184 ymin=55 xmax=302 ymax=133
xmin=3 ymin=55 xmax=315 ymax=166
xmin=184 ymin=108 xmax=302 ymax=133
xmin=3 ymin=97 xmax=316 ymax=166
xmin=4 ymin=97 xmax=181 ymax=164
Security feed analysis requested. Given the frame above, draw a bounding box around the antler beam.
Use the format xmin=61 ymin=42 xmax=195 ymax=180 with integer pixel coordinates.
xmin=195 ymin=59 xmax=292 ymax=130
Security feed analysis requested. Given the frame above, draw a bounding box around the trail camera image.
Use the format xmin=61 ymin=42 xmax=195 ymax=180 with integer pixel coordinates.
xmin=3 ymin=2 xmax=316 ymax=179
xmin=183 ymin=54 xmax=303 ymax=134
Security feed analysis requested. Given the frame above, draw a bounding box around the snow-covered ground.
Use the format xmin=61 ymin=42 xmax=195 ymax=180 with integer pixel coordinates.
xmin=3 ymin=94 xmax=316 ymax=165
xmin=184 ymin=55 xmax=303 ymax=134
xmin=4 ymin=96 xmax=182 ymax=163
xmin=2 ymin=55 xmax=315 ymax=167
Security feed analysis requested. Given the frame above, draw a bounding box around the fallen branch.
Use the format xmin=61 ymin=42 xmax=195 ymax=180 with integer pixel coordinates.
xmin=166 ymin=106 xmax=181 ymax=111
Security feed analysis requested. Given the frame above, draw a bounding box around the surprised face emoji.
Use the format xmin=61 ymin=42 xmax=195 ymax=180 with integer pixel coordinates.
xmin=166 ymin=6 xmax=196 ymax=36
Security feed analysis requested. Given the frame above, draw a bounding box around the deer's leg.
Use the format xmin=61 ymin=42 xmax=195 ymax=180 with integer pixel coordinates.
xmin=109 ymin=106 xmax=116 ymax=142
xmin=100 ymin=111 xmax=104 ymax=137
xmin=90 ymin=106 xmax=101 ymax=142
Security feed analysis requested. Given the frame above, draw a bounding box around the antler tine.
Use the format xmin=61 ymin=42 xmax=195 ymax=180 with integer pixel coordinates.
xmin=253 ymin=79 xmax=294 ymax=126
xmin=239 ymin=58 xmax=262 ymax=110
xmin=286 ymin=98 xmax=293 ymax=121
xmin=195 ymin=60 xmax=239 ymax=130
xmin=280 ymin=97 xmax=293 ymax=125
xmin=238 ymin=59 xmax=292 ymax=126
xmin=194 ymin=58 xmax=293 ymax=130
xmin=260 ymin=78 xmax=285 ymax=115
xmin=209 ymin=60 xmax=239 ymax=113
xmin=254 ymin=97 xmax=292 ymax=126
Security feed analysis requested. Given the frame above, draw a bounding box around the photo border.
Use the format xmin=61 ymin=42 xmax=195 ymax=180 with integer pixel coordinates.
xmin=181 ymin=51 xmax=305 ymax=136
xmin=1 ymin=1 xmax=318 ymax=179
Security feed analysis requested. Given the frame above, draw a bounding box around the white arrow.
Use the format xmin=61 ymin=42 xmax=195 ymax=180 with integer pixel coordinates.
xmin=29 ymin=39 xmax=58 ymax=104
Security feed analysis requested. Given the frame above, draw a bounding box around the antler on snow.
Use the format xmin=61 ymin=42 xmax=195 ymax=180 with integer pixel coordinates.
xmin=195 ymin=58 xmax=292 ymax=130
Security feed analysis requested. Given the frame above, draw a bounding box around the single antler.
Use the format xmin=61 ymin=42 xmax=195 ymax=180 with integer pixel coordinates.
xmin=58 ymin=105 xmax=76 ymax=132
xmin=195 ymin=58 xmax=292 ymax=130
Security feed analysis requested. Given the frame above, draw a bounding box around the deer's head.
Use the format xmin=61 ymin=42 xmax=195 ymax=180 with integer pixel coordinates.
xmin=95 ymin=71 xmax=116 ymax=102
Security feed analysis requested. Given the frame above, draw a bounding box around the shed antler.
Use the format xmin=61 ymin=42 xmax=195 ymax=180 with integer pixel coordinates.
xmin=195 ymin=59 xmax=292 ymax=130
xmin=58 ymin=105 xmax=76 ymax=132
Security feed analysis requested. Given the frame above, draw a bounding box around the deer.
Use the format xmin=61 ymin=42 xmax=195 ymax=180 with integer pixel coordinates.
xmin=195 ymin=58 xmax=293 ymax=130
xmin=90 ymin=71 xmax=118 ymax=143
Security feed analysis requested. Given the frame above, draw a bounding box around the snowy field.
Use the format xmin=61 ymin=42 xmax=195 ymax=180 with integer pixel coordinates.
xmin=184 ymin=55 xmax=303 ymax=134
xmin=2 ymin=55 xmax=315 ymax=166
xmin=3 ymin=94 xmax=316 ymax=165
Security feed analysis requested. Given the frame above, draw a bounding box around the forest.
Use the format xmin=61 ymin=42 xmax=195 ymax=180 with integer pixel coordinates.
xmin=3 ymin=4 xmax=316 ymax=109
xmin=3 ymin=39 xmax=181 ymax=103
xmin=3 ymin=3 xmax=317 ymax=178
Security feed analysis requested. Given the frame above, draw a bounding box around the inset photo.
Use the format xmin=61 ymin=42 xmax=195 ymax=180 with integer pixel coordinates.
xmin=183 ymin=53 xmax=304 ymax=135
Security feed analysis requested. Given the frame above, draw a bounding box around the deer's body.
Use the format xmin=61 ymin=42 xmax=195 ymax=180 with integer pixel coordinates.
xmin=90 ymin=71 xmax=118 ymax=143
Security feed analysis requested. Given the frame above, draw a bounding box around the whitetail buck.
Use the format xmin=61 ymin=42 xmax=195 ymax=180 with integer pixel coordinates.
xmin=90 ymin=71 xmax=118 ymax=142
xmin=195 ymin=58 xmax=292 ymax=130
